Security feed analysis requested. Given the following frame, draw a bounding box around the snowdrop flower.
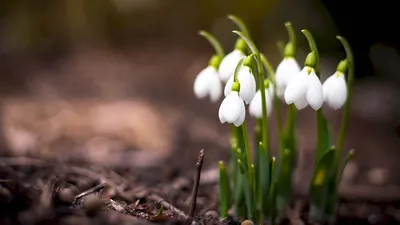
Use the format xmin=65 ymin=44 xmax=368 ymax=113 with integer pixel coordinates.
xmin=193 ymin=55 xmax=222 ymax=102
xmin=219 ymin=82 xmax=246 ymax=127
xmin=284 ymin=66 xmax=323 ymax=111
xmin=249 ymin=81 xmax=274 ymax=118
xmin=275 ymin=57 xmax=301 ymax=99
xmin=322 ymin=60 xmax=348 ymax=110
xmin=224 ymin=65 xmax=256 ymax=104
xmin=218 ymin=39 xmax=247 ymax=82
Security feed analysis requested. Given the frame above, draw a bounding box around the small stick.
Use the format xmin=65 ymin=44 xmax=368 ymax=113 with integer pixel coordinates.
xmin=147 ymin=194 xmax=189 ymax=220
xmin=73 ymin=183 xmax=105 ymax=204
xmin=188 ymin=149 xmax=205 ymax=218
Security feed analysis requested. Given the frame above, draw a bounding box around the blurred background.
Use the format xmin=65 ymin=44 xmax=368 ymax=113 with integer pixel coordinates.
xmin=0 ymin=0 xmax=399 ymax=190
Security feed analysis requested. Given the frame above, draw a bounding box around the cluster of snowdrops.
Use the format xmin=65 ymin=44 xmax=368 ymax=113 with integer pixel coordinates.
xmin=192 ymin=15 xmax=354 ymax=225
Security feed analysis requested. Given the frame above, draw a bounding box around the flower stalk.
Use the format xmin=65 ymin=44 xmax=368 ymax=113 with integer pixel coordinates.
xmin=335 ymin=36 xmax=354 ymax=174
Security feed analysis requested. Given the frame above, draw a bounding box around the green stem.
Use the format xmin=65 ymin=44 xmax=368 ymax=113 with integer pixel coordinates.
xmin=335 ymin=36 xmax=354 ymax=176
xmin=301 ymin=29 xmax=320 ymax=75
xmin=242 ymin=122 xmax=253 ymax=184
xmin=234 ymin=56 xmax=246 ymax=82
xmin=228 ymin=15 xmax=251 ymax=38
xmin=285 ymin=22 xmax=296 ymax=47
xmin=285 ymin=105 xmax=296 ymax=135
xmin=233 ymin=31 xmax=270 ymax=153
xmin=198 ymin=30 xmax=225 ymax=59
xmin=261 ymin=53 xmax=283 ymax=152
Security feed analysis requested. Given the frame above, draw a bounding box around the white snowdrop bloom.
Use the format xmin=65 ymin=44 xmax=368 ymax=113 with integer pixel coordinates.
xmin=224 ymin=66 xmax=256 ymax=104
xmin=218 ymin=49 xmax=246 ymax=82
xmin=249 ymin=84 xmax=274 ymax=118
xmin=193 ymin=66 xmax=222 ymax=102
xmin=284 ymin=66 xmax=323 ymax=110
xmin=322 ymin=71 xmax=347 ymax=110
xmin=218 ymin=91 xmax=246 ymax=127
xmin=275 ymin=57 xmax=301 ymax=99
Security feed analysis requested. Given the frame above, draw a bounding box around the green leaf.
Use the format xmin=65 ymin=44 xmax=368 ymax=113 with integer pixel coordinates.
xmin=257 ymin=142 xmax=270 ymax=216
xmin=315 ymin=110 xmax=333 ymax=163
xmin=233 ymin=169 xmax=247 ymax=218
xmin=324 ymin=149 xmax=355 ymax=223
xmin=338 ymin=149 xmax=355 ymax=184
xmin=265 ymin=157 xmax=277 ymax=224
xmin=309 ymin=147 xmax=335 ymax=222
xmin=219 ymin=161 xmax=231 ymax=218
xmin=242 ymin=172 xmax=256 ymax=220
xmin=324 ymin=171 xmax=339 ymax=224
xmin=276 ymin=148 xmax=294 ymax=213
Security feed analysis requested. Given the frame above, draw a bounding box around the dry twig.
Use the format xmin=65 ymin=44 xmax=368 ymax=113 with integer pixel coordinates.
xmin=188 ymin=149 xmax=204 ymax=218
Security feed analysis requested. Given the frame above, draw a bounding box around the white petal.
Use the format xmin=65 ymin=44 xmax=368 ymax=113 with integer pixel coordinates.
xmin=224 ymin=75 xmax=234 ymax=97
xmin=218 ymin=91 xmax=243 ymax=124
xmin=208 ymin=70 xmax=222 ymax=102
xmin=323 ymin=72 xmax=347 ymax=110
xmin=193 ymin=67 xmax=213 ymax=99
xmin=233 ymin=101 xmax=246 ymax=127
xmin=293 ymin=94 xmax=308 ymax=110
xmin=306 ymin=71 xmax=324 ymax=110
xmin=275 ymin=57 xmax=301 ymax=99
xmin=276 ymin=85 xmax=286 ymax=99
xmin=322 ymin=74 xmax=336 ymax=102
xmin=276 ymin=57 xmax=301 ymax=85
xmin=218 ymin=50 xmax=245 ymax=82
xmin=223 ymin=66 xmax=256 ymax=104
xmin=284 ymin=67 xmax=309 ymax=104
xmin=237 ymin=66 xmax=256 ymax=104
xmin=249 ymin=90 xmax=262 ymax=118
xmin=249 ymin=89 xmax=273 ymax=118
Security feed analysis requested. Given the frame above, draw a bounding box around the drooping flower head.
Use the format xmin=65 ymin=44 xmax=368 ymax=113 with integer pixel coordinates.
xmin=218 ymin=38 xmax=247 ymax=82
xmin=219 ymin=81 xmax=246 ymax=127
xmin=322 ymin=59 xmax=348 ymax=110
xmin=249 ymin=79 xmax=274 ymax=118
xmin=275 ymin=43 xmax=301 ymax=99
xmin=193 ymin=55 xmax=223 ymax=102
xmin=284 ymin=52 xmax=323 ymax=110
xmin=224 ymin=56 xmax=256 ymax=104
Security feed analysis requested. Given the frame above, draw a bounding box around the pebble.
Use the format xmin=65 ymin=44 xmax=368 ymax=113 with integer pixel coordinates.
xmin=241 ymin=220 xmax=254 ymax=225
xmin=367 ymin=168 xmax=389 ymax=186
xmin=83 ymin=194 xmax=104 ymax=215
xmin=58 ymin=188 xmax=76 ymax=204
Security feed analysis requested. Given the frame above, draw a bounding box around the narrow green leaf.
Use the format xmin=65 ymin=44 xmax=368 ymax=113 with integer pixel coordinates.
xmin=237 ymin=159 xmax=247 ymax=174
xmin=258 ymin=142 xmax=270 ymax=215
xmin=324 ymin=170 xmax=339 ymax=224
xmin=309 ymin=147 xmax=335 ymax=222
xmin=219 ymin=161 xmax=231 ymax=218
xmin=338 ymin=149 xmax=355 ymax=183
xmin=234 ymin=169 xmax=246 ymax=218
xmin=254 ymin=120 xmax=262 ymax=183
xmin=229 ymin=126 xmax=239 ymax=188
xmin=242 ymin=172 xmax=256 ymax=221
xmin=324 ymin=149 xmax=355 ymax=223
xmin=276 ymin=149 xmax=293 ymax=213
xmin=315 ymin=110 xmax=333 ymax=163
xmin=265 ymin=157 xmax=277 ymax=224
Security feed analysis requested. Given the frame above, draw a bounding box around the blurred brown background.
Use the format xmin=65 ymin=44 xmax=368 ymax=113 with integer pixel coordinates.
xmin=0 ymin=0 xmax=399 ymax=189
